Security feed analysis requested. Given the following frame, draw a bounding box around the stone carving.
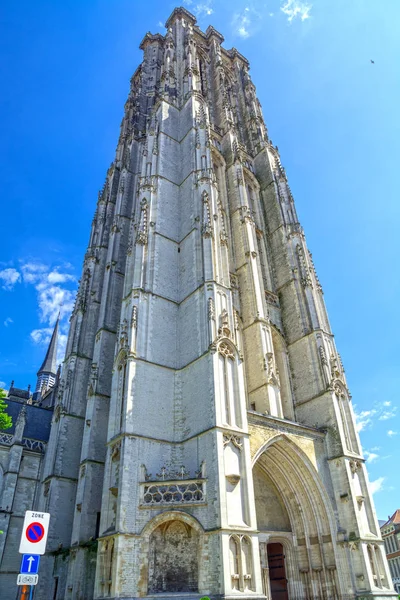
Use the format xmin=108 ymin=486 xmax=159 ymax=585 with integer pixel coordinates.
xmin=223 ymin=434 xmax=243 ymax=451
xmin=201 ymin=191 xmax=212 ymax=237
xmin=219 ymin=341 xmax=235 ymax=359
xmin=142 ymin=481 xmax=205 ymax=505
xmin=218 ymin=309 xmax=231 ymax=338
xmin=136 ymin=199 xmax=148 ymax=245
xmin=296 ymin=244 xmax=313 ymax=287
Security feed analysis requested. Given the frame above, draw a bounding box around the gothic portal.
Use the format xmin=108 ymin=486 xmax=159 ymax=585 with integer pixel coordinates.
xmin=14 ymin=6 xmax=396 ymax=600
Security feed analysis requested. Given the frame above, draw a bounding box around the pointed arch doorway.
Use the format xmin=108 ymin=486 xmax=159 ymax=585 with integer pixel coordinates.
xmin=253 ymin=435 xmax=343 ymax=600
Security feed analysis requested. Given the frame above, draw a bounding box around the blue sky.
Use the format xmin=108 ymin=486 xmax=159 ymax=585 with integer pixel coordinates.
xmin=0 ymin=0 xmax=399 ymax=519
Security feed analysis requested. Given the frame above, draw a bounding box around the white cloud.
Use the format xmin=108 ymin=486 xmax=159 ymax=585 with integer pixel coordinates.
xmin=387 ymin=430 xmax=398 ymax=437
xmin=31 ymin=327 xmax=54 ymax=345
xmin=354 ymin=401 xmax=398 ymax=432
xmin=36 ymin=283 xmax=75 ymax=325
xmin=184 ymin=0 xmax=214 ymax=17
xmin=370 ymin=477 xmax=385 ymax=494
xmin=280 ymin=0 xmax=312 ymax=22
xmin=158 ymin=21 xmax=164 ymax=28
xmin=47 ymin=270 xmax=76 ymax=285
xmin=2 ymin=259 xmax=78 ymax=366
xmin=4 ymin=317 xmax=13 ymax=327
xmin=378 ymin=407 xmax=397 ymax=421
xmin=364 ymin=450 xmax=379 ymax=464
xmin=354 ymin=409 xmax=377 ymax=433
xmin=31 ymin=326 xmax=68 ymax=365
xmin=0 ymin=268 xmax=21 ymax=290
xmin=232 ymin=6 xmax=260 ymax=39
xmin=19 ymin=261 xmax=76 ymax=326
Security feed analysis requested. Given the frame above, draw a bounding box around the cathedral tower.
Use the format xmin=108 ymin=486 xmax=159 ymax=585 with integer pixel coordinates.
xmin=36 ymin=7 xmax=395 ymax=600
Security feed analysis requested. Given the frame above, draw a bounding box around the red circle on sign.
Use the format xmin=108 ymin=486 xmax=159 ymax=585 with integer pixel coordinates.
xmin=26 ymin=522 xmax=45 ymax=543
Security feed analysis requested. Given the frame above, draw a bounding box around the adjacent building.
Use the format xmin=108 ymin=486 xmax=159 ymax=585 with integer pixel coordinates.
xmin=0 ymin=319 xmax=59 ymax=594
xmin=381 ymin=511 xmax=400 ymax=594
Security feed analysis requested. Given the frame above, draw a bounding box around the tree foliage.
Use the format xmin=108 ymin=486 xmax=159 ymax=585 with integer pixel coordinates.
xmin=0 ymin=389 xmax=12 ymax=430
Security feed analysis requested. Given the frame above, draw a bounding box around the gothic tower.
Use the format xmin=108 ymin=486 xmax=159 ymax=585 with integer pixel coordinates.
xmin=36 ymin=7 xmax=395 ymax=600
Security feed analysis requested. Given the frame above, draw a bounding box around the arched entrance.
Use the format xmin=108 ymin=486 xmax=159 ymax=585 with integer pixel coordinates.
xmin=253 ymin=435 xmax=342 ymax=600
xmin=148 ymin=520 xmax=199 ymax=593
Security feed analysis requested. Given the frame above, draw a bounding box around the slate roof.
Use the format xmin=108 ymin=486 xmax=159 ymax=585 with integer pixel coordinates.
xmin=3 ymin=399 xmax=53 ymax=442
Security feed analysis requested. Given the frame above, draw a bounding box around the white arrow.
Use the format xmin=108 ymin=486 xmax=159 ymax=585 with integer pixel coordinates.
xmin=27 ymin=556 xmax=35 ymax=573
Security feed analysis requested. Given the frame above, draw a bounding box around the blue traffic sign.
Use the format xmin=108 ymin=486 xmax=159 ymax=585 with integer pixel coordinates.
xmin=20 ymin=554 xmax=40 ymax=575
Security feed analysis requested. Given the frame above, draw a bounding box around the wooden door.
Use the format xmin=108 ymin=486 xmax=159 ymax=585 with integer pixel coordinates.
xmin=267 ymin=543 xmax=289 ymax=600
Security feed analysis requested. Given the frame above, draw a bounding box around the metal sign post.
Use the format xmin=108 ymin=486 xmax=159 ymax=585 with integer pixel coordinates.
xmin=17 ymin=511 xmax=50 ymax=598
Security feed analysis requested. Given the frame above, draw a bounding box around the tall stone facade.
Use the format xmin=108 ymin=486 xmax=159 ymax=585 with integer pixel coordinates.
xmin=9 ymin=6 xmax=394 ymax=600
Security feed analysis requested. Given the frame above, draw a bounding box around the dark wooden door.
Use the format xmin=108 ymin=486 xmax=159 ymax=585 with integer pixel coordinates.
xmin=267 ymin=543 xmax=289 ymax=600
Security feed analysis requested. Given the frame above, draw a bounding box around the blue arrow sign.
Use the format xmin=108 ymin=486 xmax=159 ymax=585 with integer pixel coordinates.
xmin=20 ymin=554 xmax=40 ymax=574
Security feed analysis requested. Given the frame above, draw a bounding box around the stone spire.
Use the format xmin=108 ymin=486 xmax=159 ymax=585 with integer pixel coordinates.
xmin=34 ymin=314 xmax=59 ymax=394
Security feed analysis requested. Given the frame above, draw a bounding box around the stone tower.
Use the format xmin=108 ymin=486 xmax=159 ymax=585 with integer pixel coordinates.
xmin=35 ymin=7 xmax=395 ymax=600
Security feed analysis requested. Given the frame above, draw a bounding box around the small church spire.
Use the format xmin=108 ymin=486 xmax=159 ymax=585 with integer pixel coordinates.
xmin=34 ymin=313 xmax=60 ymax=395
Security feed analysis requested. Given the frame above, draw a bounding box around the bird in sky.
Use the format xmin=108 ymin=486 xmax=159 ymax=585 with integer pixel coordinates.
xmin=371 ymin=59 xmax=375 ymax=64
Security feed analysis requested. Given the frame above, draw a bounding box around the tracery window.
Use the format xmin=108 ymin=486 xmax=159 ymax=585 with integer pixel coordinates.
xmin=367 ymin=544 xmax=389 ymax=588
xmin=229 ymin=535 xmax=254 ymax=591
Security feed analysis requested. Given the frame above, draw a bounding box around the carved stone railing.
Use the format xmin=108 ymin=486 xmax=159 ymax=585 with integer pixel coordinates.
xmin=140 ymin=462 xmax=206 ymax=506
xmin=0 ymin=432 xmax=46 ymax=453
xmin=141 ymin=479 xmax=205 ymax=506
xmin=0 ymin=432 xmax=13 ymax=446
xmin=22 ymin=438 xmax=47 ymax=453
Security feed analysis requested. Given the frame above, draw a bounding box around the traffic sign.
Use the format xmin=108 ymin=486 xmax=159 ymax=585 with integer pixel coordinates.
xmin=20 ymin=554 xmax=40 ymax=575
xmin=17 ymin=574 xmax=38 ymax=586
xmin=19 ymin=511 xmax=50 ymax=555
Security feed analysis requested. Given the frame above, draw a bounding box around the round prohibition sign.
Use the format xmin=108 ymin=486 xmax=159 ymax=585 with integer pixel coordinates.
xmin=26 ymin=521 xmax=45 ymax=544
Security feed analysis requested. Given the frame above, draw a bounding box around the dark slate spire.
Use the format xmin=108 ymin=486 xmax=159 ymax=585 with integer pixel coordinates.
xmin=37 ymin=315 xmax=59 ymax=378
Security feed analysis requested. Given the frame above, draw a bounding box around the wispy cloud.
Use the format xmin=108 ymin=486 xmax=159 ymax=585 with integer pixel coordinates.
xmin=387 ymin=430 xmax=398 ymax=437
xmin=370 ymin=477 xmax=385 ymax=494
xmin=280 ymin=0 xmax=312 ymax=22
xmin=364 ymin=450 xmax=379 ymax=464
xmin=379 ymin=407 xmax=397 ymax=421
xmin=354 ymin=409 xmax=377 ymax=433
xmin=231 ymin=6 xmax=261 ymax=39
xmin=183 ymin=0 xmax=214 ymax=17
xmin=354 ymin=400 xmax=398 ymax=432
xmin=0 ymin=268 xmax=21 ymax=290
xmin=3 ymin=260 xmax=77 ymax=366
xmin=20 ymin=262 xmax=76 ymax=325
